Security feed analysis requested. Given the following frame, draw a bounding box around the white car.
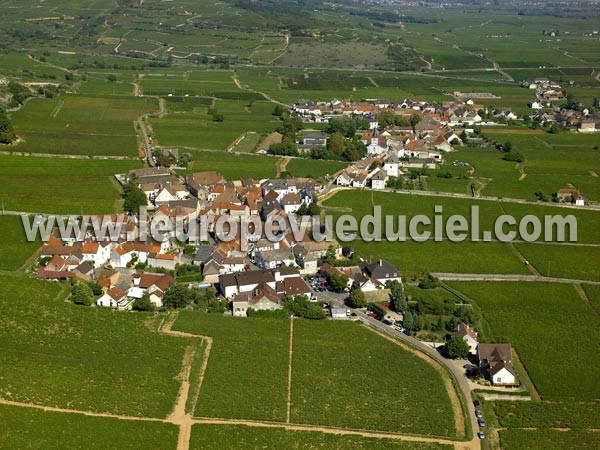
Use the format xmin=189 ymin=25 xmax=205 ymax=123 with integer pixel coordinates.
xmin=395 ymin=326 xmax=404 ymax=332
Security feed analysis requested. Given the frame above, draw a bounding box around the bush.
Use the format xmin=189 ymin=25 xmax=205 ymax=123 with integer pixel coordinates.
xmin=346 ymin=289 xmax=367 ymax=308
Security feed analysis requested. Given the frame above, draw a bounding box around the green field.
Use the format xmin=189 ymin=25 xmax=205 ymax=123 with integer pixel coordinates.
xmin=447 ymin=132 xmax=600 ymax=202
xmin=0 ymin=216 xmax=40 ymax=271
xmin=285 ymin=158 xmax=349 ymax=179
xmin=10 ymin=95 xmax=157 ymax=156
xmin=499 ymin=429 xmax=600 ymax=450
xmin=181 ymin=151 xmax=278 ymax=180
xmin=173 ymin=313 xmax=290 ymax=422
xmin=190 ymin=424 xmax=453 ymax=450
xmin=173 ymin=313 xmax=462 ymax=436
xmin=0 ymin=274 xmax=190 ymax=418
xmin=514 ymin=243 xmax=600 ymax=281
xmin=0 ymin=155 xmax=140 ymax=214
xmin=150 ymin=100 xmax=278 ymax=151
xmin=323 ymin=190 xmax=527 ymax=274
xmin=0 ymin=404 xmax=179 ymax=450
xmin=291 ymin=321 xmax=460 ymax=437
xmin=448 ymin=281 xmax=600 ymax=401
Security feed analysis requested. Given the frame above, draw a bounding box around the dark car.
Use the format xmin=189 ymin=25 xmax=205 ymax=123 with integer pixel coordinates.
xmin=478 ymin=418 xmax=486 ymax=427
xmin=473 ymin=400 xmax=481 ymax=408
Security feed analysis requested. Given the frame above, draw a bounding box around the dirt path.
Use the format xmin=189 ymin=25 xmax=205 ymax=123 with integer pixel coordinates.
xmin=286 ymin=318 xmax=294 ymax=423
xmin=275 ymin=157 xmax=292 ymax=177
xmin=232 ymin=73 xmax=288 ymax=107
xmin=533 ymin=136 xmax=552 ymax=148
xmin=573 ymin=283 xmax=594 ymax=311
xmin=190 ymin=417 xmax=464 ymax=447
xmin=160 ymin=311 xmax=213 ymax=450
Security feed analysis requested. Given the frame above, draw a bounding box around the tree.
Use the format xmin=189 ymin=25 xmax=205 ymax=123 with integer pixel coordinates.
xmin=306 ymin=202 xmax=320 ymax=216
xmin=386 ymin=280 xmax=406 ymax=313
xmin=123 ymin=180 xmax=147 ymax=213
xmin=446 ymin=336 xmax=470 ymax=358
xmin=346 ymin=289 xmax=367 ymax=308
xmin=162 ymin=284 xmax=194 ymax=309
xmin=419 ymin=272 xmax=440 ymax=289
xmin=503 ymin=141 xmax=512 ymax=152
xmin=272 ymin=105 xmax=284 ymax=116
xmin=0 ymin=109 xmax=16 ymax=144
xmin=87 ymin=281 xmax=103 ymax=296
xmin=410 ymin=114 xmax=421 ymax=132
xmin=329 ymin=272 xmax=349 ymax=292
xmin=403 ymin=310 xmax=414 ymax=330
xmin=133 ymin=293 xmax=155 ymax=312
xmin=285 ymin=295 xmax=326 ymax=319
xmin=71 ymin=283 xmax=94 ymax=306
xmin=327 ymin=132 xmax=345 ymax=156
xmin=107 ymin=74 xmax=117 ymax=82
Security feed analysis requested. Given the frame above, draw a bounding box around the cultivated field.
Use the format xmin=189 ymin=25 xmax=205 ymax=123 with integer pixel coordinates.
xmin=291 ymin=320 xmax=461 ymax=437
xmin=190 ymin=424 xmax=453 ymax=450
xmin=0 ymin=404 xmax=179 ymax=450
xmin=10 ymin=95 xmax=158 ymax=157
xmin=180 ymin=151 xmax=278 ymax=180
xmin=0 ymin=155 xmax=141 ymax=214
xmin=173 ymin=312 xmax=463 ymax=438
xmin=448 ymin=281 xmax=600 ymax=401
xmin=173 ymin=313 xmax=290 ymax=422
xmin=0 ymin=216 xmax=40 ymax=271
xmin=0 ymin=274 xmax=191 ymax=418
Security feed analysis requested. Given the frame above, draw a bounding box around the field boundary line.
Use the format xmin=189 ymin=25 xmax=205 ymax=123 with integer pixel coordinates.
xmin=190 ymin=416 xmax=465 ymax=446
xmin=0 ymin=397 xmax=163 ymax=423
xmin=51 ymin=100 xmax=65 ymax=118
xmin=286 ymin=318 xmax=294 ymax=424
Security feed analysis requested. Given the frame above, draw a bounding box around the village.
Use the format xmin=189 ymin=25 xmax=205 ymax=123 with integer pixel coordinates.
xmin=33 ymin=154 xmax=520 ymax=395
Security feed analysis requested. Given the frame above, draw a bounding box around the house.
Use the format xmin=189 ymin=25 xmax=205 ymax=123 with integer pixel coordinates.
xmin=147 ymin=253 xmax=178 ymax=271
xmin=282 ymin=193 xmax=303 ymax=214
xmin=231 ymin=281 xmax=285 ymax=317
xmin=97 ymin=287 xmax=130 ymax=310
xmin=383 ymin=154 xmax=400 ymax=178
xmin=360 ymin=259 xmax=401 ymax=286
xmin=530 ymin=101 xmax=543 ymax=110
xmin=369 ymin=168 xmax=388 ymax=190
xmin=81 ymin=242 xmax=110 ymax=268
xmin=193 ymin=244 xmax=217 ymax=266
xmin=219 ymin=267 xmax=300 ymax=298
xmin=185 ymin=171 xmax=226 ymax=198
xmin=454 ymin=322 xmax=478 ymax=355
xmin=556 ymin=188 xmax=588 ymax=206
xmin=580 ymin=117 xmax=597 ymax=133
xmin=137 ymin=273 xmax=175 ymax=307
xmin=477 ymin=343 xmax=518 ymax=386
xmin=255 ymin=248 xmax=296 ymax=269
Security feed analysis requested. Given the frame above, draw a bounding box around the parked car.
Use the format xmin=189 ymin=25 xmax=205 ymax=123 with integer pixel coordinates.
xmin=475 ymin=410 xmax=483 ymax=418
xmin=477 ymin=431 xmax=485 ymax=439
xmin=473 ymin=400 xmax=481 ymax=408
xmin=395 ymin=325 xmax=404 ymax=332
xmin=478 ymin=418 xmax=486 ymax=427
